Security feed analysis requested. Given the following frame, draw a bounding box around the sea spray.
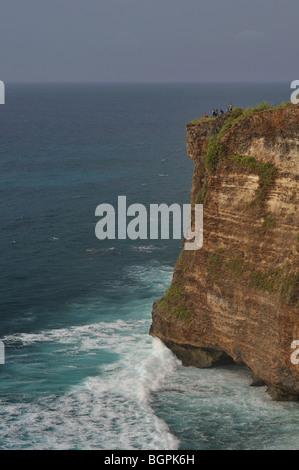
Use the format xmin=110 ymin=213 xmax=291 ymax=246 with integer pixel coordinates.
xmin=1 ymin=317 xmax=180 ymax=449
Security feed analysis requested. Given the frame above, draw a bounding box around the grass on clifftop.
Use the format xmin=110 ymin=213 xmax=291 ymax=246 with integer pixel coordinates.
xmin=205 ymin=103 xmax=279 ymax=175
xmin=187 ymin=100 xmax=295 ymax=127
xmin=190 ymin=101 xmax=296 ymax=176
xmin=194 ymin=103 xmax=279 ymax=207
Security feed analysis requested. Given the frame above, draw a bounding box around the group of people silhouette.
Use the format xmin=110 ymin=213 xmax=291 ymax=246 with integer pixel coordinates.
xmin=204 ymin=104 xmax=233 ymax=118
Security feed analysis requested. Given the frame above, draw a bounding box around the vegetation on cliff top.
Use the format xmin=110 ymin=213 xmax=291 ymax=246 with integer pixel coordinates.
xmin=192 ymin=100 xmax=281 ymax=209
xmin=187 ymin=100 xmax=294 ymax=127
xmin=204 ymin=102 xmax=282 ymax=175
xmin=190 ymin=101 xmax=295 ymax=179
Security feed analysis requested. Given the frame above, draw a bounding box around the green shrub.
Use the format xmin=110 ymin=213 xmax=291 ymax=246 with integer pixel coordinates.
xmin=160 ymin=282 xmax=193 ymax=322
xmin=227 ymin=257 xmax=247 ymax=277
xmin=280 ymin=274 xmax=299 ymax=305
xmin=229 ymin=154 xmax=256 ymax=168
xmin=231 ymin=107 xmax=244 ymax=119
xmin=246 ymin=101 xmax=274 ymax=113
xmin=258 ymin=216 xmax=277 ymax=234
xmin=206 ymin=138 xmax=219 ymax=174
xmin=249 ymin=269 xmax=280 ymax=293
xmin=277 ymin=101 xmax=293 ymax=109
xmin=195 ymin=187 xmax=208 ymax=205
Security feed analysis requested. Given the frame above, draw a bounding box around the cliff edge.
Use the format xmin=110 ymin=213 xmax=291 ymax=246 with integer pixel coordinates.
xmin=150 ymin=104 xmax=299 ymax=400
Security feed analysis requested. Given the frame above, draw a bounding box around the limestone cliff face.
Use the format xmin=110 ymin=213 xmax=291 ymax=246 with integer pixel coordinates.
xmin=150 ymin=105 xmax=299 ymax=400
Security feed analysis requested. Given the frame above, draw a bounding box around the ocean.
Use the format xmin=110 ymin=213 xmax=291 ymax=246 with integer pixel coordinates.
xmin=0 ymin=83 xmax=298 ymax=450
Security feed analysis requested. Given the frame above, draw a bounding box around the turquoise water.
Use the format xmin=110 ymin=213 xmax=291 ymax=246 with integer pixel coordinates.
xmin=0 ymin=83 xmax=298 ymax=449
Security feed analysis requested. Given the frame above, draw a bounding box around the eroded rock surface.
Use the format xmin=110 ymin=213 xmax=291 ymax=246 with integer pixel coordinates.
xmin=150 ymin=106 xmax=299 ymax=400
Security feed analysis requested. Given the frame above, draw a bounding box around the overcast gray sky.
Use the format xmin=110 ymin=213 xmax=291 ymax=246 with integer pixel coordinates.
xmin=1 ymin=0 xmax=298 ymax=83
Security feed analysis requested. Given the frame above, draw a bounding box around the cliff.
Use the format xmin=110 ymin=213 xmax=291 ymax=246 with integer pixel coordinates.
xmin=150 ymin=104 xmax=299 ymax=400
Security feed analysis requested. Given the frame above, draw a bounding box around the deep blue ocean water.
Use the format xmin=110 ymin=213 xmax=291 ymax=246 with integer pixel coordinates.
xmin=0 ymin=83 xmax=298 ymax=450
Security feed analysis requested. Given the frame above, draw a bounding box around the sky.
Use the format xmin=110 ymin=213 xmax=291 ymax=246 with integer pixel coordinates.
xmin=0 ymin=0 xmax=298 ymax=83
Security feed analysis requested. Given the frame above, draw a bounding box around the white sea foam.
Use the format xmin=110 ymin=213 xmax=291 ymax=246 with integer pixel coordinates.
xmin=86 ymin=247 xmax=116 ymax=255
xmin=2 ymin=308 xmax=299 ymax=449
xmin=1 ymin=319 xmax=181 ymax=450
xmin=3 ymin=261 xmax=297 ymax=450
xmin=131 ymin=245 xmax=161 ymax=253
xmin=125 ymin=263 xmax=173 ymax=282
xmin=3 ymin=318 xmax=144 ymax=348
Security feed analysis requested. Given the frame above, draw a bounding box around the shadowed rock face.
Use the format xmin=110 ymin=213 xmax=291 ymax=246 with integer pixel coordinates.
xmin=150 ymin=106 xmax=299 ymax=400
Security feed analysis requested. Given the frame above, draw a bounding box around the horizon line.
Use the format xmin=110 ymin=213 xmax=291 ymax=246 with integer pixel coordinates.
xmin=3 ymin=80 xmax=292 ymax=86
